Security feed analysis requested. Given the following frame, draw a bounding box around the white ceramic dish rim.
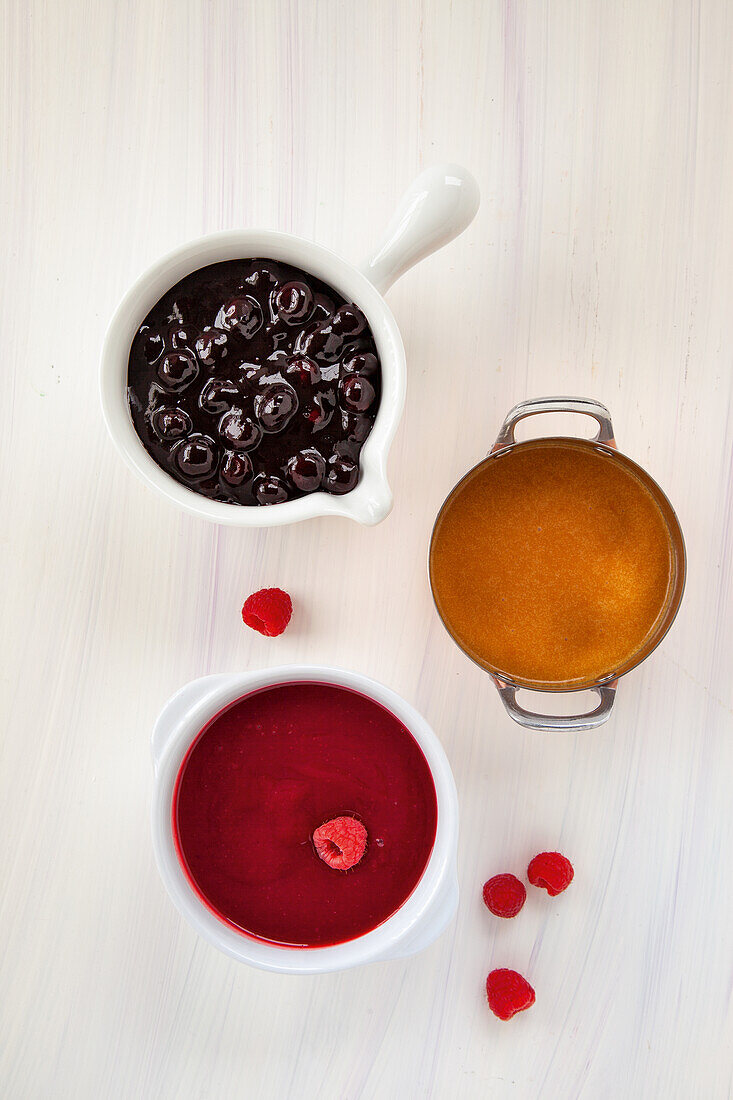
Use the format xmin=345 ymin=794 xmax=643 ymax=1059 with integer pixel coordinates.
xmin=151 ymin=665 xmax=460 ymax=974
xmin=100 ymin=230 xmax=404 ymax=527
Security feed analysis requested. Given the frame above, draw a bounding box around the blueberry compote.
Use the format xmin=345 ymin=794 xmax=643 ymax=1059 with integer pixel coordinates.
xmin=126 ymin=260 xmax=382 ymax=505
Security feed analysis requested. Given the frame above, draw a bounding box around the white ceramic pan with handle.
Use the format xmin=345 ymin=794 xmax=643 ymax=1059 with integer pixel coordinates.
xmin=151 ymin=667 xmax=459 ymax=973
xmin=101 ymin=165 xmax=480 ymax=527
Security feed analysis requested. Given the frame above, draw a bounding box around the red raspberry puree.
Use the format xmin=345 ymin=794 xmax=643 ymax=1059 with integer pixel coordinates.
xmin=173 ymin=682 xmax=438 ymax=947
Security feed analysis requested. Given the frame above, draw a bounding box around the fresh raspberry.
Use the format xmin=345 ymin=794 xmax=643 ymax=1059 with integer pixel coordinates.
xmin=241 ymin=588 xmax=292 ymax=637
xmin=486 ymin=969 xmax=535 ymax=1021
xmin=482 ymin=874 xmax=526 ymax=918
xmin=527 ymin=851 xmax=574 ymax=896
xmin=313 ymin=816 xmax=368 ymax=871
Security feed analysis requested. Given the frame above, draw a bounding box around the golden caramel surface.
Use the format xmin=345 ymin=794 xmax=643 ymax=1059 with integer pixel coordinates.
xmin=430 ymin=440 xmax=674 ymax=685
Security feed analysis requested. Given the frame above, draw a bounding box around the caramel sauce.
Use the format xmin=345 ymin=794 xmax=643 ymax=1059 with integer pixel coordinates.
xmin=429 ymin=440 xmax=675 ymax=685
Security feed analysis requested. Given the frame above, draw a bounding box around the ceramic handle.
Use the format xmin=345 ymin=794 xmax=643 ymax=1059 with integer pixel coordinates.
xmin=151 ymin=674 xmax=230 ymax=772
xmin=384 ymin=872 xmax=459 ymax=960
xmin=491 ymin=397 xmax=616 ymax=452
xmin=360 ymin=164 xmax=480 ymax=295
xmin=493 ymin=677 xmax=618 ymax=732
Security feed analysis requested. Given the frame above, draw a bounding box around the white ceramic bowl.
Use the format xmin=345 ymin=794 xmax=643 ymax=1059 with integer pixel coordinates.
xmin=101 ymin=164 xmax=479 ymax=527
xmin=151 ymin=666 xmax=459 ymax=973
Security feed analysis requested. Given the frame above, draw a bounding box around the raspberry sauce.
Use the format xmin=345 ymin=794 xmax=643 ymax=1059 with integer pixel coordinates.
xmin=172 ymin=682 xmax=438 ymax=947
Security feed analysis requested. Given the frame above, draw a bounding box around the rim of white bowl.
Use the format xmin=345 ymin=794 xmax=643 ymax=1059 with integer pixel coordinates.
xmin=151 ymin=666 xmax=459 ymax=974
xmin=100 ymin=231 xmax=405 ymax=527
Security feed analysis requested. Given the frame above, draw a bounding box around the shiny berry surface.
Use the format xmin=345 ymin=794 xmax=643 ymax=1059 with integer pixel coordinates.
xmin=253 ymin=473 xmax=289 ymax=505
xmin=254 ymin=382 xmax=298 ymax=433
xmin=126 ymin=258 xmax=381 ymax=504
xmin=302 ymin=389 xmax=336 ymax=432
xmin=173 ymin=434 xmax=217 ymax=479
xmin=195 ymin=326 xmax=228 ymax=367
xmin=339 ymin=374 xmax=376 ymax=412
xmin=342 ymin=411 xmax=372 ymax=443
xmin=342 ymin=351 xmax=378 ymax=377
xmin=157 ymin=351 xmax=198 ymax=392
xmin=287 ymin=448 xmax=327 ymax=492
xmin=323 ymin=455 xmax=359 ymax=495
xmin=274 ymin=281 xmax=314 ymax=324
xmin=215 ymin=295 xmax=263 ymax=339
xmin=331 ymin=303 xmax=366 ymax=336
xmin=296 ymin=323 xmax=344 ymax=363
xmin=284 ymin=354 xmax=320 ymax=388
xmin=141 ymin=328 xmax=164 ymax=363
xmin=199 ymin=378 xmax=241 ymax=415
xmin=151 ymin=406 xmax=192 ymax=441
xmin=169 ymin=325 xmax=192 ymax=349
xmin=219 ymin=409 xmax=262 ymax=451
xmin=220 ymin=450 xmax=252 ymax=487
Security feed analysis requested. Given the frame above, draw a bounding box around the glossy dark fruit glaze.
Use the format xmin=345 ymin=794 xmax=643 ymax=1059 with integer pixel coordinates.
xmin=126 ymin=260 xmax=382 ymax=505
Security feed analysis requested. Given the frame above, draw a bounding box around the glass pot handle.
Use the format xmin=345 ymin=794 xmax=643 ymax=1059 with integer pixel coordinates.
xmin=492 ymin=677 xmax=618 ymax=732
xmin=491 ymin=397 xmax=616 ymax=453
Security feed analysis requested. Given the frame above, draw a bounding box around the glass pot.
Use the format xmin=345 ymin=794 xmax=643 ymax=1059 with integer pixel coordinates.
xmin=428 ymin=397 xmax=686 ymax=732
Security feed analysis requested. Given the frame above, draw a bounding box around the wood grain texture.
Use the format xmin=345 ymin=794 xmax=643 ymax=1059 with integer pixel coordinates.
xmin=2 ymin=0 xmax=733 ymax=1096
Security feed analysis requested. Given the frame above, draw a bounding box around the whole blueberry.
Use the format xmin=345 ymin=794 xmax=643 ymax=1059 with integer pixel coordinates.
xmin=253 ymin=473 xmax=290 ymax=505
xmin=220 ymin=450 xmax=253 ymax=487
xmin=341 ymin=410 xmax=373 ymax=444
xmin=287 ymin=448 xmax=327 ymax=493
xmin=173 ymin=434 xmax=217 ymax=480
xmin=339 ymin=373 xmax=376 ymax=412
xmin=243 ymin=363 xmax=267 ymax=387
xmin=330 ymin=303 xmax=367 ymax=336
xmin=295 ymin=324 xmax=323 ymax=356
xmin=342 ymin=351 xmax=379 ymax=377
xmin=246 ymin=264 xmax=280 ymax=291
xmin=323 ymin=455 xmax=359 ymax=495
xmin=199 ymin=378 xmax=240 ymax=415
xmin=140 ymin=327 xmax=164 ymax=364
xmin=302 ymin=388 xmax=336 ymax=432
xmin=195 ymin=326 xmax=228 ymax=368
xmin=216 ymin=296 xmax=263 ymax=339
xmin=218 ymin=409 xmax=262 ymax=451
xmin=284 ymin=355 xmax=320 ymax=388
xmin=151 ymin=406 xmax=192 ymax=442
xmin=157 ymin=351 xmax=198 ymax=392
xmin=274 ymin=281 xmax=315 ymax=324
xmin=296 ymin=324 xmax=343 ymax=363
xmin=168 ymin=324 xmax=192 ymax=349
xmin=254 ymin=382 xmax=298 ymax=433
xmin=311 ymin=295 xmax=336 ymax=322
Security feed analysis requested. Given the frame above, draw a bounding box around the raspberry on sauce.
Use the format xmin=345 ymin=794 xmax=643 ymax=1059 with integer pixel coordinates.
xmin=313 ymin=816 xmax=368 ymax=871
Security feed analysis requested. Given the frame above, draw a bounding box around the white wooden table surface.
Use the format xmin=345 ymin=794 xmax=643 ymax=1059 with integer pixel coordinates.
xmin=3 ymin=1 xmax=733 ymax=1097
